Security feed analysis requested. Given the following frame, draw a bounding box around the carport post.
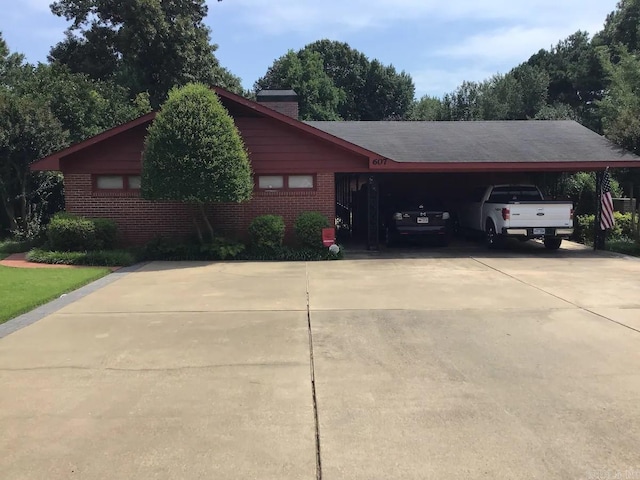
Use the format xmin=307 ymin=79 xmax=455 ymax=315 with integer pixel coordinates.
xmin=367 ymin=175 xmax=380 ymax=250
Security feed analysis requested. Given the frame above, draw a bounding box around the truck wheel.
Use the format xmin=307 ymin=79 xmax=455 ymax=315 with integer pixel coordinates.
xmin=485 ymin=221 xmax=503 ymax=249
xmin=543 ymin=237 xmax=562 ymax=250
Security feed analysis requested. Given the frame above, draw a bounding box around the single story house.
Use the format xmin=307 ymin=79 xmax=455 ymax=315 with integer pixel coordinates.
xmin=31 ymin=87 xmax=640 ymax=249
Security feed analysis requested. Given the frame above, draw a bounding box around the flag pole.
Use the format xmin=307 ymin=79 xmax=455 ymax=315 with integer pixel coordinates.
xmin=594 ymin=170 xmax=603 ymax=251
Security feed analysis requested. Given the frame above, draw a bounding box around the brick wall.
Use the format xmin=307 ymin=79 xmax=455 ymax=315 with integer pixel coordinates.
xmin=258 ymin=101 xmax=298 ymax=119
xmin=64 ymin=173 xmax=335 ymax=245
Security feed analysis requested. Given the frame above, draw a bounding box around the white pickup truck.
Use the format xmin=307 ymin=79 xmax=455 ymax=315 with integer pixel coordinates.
xmin=456 ymin=185 xmax=574 ymax=250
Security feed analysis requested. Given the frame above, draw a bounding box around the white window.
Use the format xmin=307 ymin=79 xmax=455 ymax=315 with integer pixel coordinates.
xmin=258 ymin=175 xmax=284 ymax=189
xmin=128 ymin=175 xmax=142 ymax=189
xmin=288 ymin=175 xmax=314 ymax=189
xmin=96 ymin=175 xmax=124 ymax=189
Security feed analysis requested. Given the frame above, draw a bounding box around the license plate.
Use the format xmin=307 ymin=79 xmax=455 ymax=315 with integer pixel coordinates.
xmin=533 ymin=228 xmax=546 ymax=235
xmin=417 ymin=217 xmax=429 ymax=224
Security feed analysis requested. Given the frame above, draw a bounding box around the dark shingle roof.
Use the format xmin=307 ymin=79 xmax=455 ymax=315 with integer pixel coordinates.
xmin=305 ymin=120 xmax=638 ymax=163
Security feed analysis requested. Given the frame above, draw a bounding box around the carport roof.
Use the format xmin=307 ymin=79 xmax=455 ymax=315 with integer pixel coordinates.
xmin=306 ymin=120 xmax=639 ymax=164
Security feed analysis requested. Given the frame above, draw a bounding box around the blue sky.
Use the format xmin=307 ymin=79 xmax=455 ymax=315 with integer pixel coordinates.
xmin=0 ymin=0 xmax=620 ymax=98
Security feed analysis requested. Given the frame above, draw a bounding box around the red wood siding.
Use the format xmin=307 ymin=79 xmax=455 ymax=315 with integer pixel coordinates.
xmin=60 ymin=117 xmax=369 ymax=175
xmin=235 ymin=118 xmax=369 ymax=173
xmin=62 ymin=124 xmax=149 ymax=174
xmin=65 ymin=173 xmax=335 ymax=245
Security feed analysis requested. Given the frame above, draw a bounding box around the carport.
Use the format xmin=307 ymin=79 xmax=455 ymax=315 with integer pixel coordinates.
xmin=309 ymin=120 xmax=640 ymax=249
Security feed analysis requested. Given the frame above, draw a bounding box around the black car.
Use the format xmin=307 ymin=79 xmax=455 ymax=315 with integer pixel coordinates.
xmin=382 ymin=198 xmax=452 ymax=247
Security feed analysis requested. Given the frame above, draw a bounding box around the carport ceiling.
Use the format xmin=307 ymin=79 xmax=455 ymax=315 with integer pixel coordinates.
xmin=307 ymin=120 xmax=640 ymax=172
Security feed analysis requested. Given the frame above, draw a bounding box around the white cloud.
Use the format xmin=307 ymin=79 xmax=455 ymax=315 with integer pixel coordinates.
xmin=210 ymin=0 xmax=614 ymax=36
xmin=434 ymin=21 xmax=605 ymax=63
xmin=412 ymin=66 xmax=498 ymax=98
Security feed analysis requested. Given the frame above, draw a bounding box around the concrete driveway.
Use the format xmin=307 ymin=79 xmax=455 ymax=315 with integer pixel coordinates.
xmin=1 ymin=244 xmax=640 ymax=479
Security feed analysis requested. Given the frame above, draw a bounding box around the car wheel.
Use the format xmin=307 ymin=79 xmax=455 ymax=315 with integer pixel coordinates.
xmin=543 ymin=237 xmax=562 ymax=250
xmin=485 ymin=221 xmax=502 ymax=249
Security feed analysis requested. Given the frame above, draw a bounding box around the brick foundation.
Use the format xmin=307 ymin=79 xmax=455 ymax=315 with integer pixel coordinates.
xmin=64 ymin=173 xmax=335 ymax=245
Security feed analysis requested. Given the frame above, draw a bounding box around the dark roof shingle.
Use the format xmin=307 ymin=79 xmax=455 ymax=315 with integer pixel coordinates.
xmin=305 ymin=120 xmax=638 ymax=163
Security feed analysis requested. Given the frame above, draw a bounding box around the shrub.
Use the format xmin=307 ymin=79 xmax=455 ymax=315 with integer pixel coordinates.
xmin=606 ymin=239 xmax=640 ymax=257
xmin=91 ymin=218 xmax=118 ymax=250
xmin=575 ymin=212 xmax=635 ymax=244
xmin=294 ymin=212 xmax=330 ymax=249
xmin=46 ymin=214 xmax=120 ymax=251
xmin=237 ymin=245 xmax=344 ymax=261
xmin=138 ymin=236 xmax=193 ymax=261
xmin=200 ymin=238 xmax=246 ymax=260
xmin=248 ymin=215 xmax=285 ymax=250
xmin=27 ymin=249 xmax=135 ymax=266
xmin=47 ymin=213 xmax=97 ymax=251
xmin=560 ymin=172 xmax=623 ymax=215
xmin=0 ymin=237 xmax=44 ymax=254
xmin=139 ymin=236 xmax=245 ymax=261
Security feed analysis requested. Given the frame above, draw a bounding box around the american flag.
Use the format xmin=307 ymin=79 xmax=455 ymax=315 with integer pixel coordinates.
xmin=600 ymin=168 xmax=615 ymax=230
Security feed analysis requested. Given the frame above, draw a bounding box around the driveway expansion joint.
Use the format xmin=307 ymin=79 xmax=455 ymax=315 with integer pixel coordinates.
xmin=306 ymin=263 xmax=323 ymax=480
xmin=471 ymin=257 xmax=640 ymax=335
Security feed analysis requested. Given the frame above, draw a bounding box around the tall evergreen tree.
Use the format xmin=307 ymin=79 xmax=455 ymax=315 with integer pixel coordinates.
xmin=49 ymin=0 xmax=242 ymax=107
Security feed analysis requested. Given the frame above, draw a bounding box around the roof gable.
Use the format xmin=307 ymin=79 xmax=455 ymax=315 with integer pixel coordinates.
xmin=31 ymin=87 xmax=380 ymax=171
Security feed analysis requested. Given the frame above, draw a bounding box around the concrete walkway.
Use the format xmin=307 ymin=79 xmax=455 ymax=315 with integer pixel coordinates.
xmin=1 ymin=246 xmax=640 ymax=479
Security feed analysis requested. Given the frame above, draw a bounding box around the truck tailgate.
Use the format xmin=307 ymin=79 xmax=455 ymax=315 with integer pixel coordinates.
xmin=507 ymin=203 xmax=573 ymax=228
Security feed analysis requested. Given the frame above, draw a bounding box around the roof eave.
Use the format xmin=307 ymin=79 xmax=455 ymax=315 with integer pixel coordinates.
xmin=30 ymin=111 xmax=157 ymax=171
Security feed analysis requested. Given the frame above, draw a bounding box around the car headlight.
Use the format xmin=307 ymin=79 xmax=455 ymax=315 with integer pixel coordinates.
xmin=442 ymin=212 xmax=450 ymax=220
xmin=393 ymin=213 xmax=403 ymax=220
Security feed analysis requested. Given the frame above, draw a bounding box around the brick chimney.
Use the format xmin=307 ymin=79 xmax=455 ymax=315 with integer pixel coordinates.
xmin=256 ymin=89 xmax=299 ymax=119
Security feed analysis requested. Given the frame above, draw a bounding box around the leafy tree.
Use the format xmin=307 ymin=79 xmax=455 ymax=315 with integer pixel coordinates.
xmin=510 ymin=64 xmax=550 ymax=118
xmin=49 ymin=0 xmax=242 ymax=107
xmin=598 ymin=45 xmax=640 ymax=155
xmin=142 ymin=83 xmax=253 ymax=242
xmin=479 ymin=74 xmax=524 ymax=120
xmin=533 ymin=103 xmax=577 ymax=120
xmin=255 ymin=40 xmax=415 ymax=120
xmin=440 ymin=81 xmax=483 ymax=120
xmin=18 ymin=64 xmax=151 ymax=143
xmin=304 ymin=40 xmax=370 ymax=119
xmin=0 ymin=92 xmax=68 ymax=236
xmin=596 ymin=0 xmax=640 ymax=53
xmin=408 ymin=95 xmax=444 ymax=120
xmin=254 ymin=50 xmax=343 ymax=120
xmin=0 ymin=32 xmax=25 ymax=87
xmin=526 ymin=31 xmax=605 ymax=130
xmin=360 ymin=59 xmax=415 ymax=120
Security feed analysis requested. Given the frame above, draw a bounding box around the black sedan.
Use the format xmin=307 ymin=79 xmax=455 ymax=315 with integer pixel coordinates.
xmin=382 ymin=199 xmax=452 ymax=247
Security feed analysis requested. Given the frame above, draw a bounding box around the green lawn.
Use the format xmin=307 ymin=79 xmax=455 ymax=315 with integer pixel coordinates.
xmin=0 ymin=265 xmax=110 ymax=324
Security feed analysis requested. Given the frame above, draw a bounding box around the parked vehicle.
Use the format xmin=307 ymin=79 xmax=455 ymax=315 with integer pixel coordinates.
xmin=455 ymin=185 xmax=574 ymax=250
xmin=382 ymin=197 xmax=452 ymax=247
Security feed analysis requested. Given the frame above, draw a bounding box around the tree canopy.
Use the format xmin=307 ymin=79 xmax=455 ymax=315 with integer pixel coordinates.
xmin=49 ymin=0 xmax=242 ymax=107
xmin=255 ymin=40 xmax=415 ymax=121
xmin=0 ymin=92 xmax=68 ymax=235
xmin=142 ymin=83 xmax=252 ymax=204
xmin=255 ymin=50 xmax=343 ymax=121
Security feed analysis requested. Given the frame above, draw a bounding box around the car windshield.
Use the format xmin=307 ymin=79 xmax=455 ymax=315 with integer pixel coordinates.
xmin=487 ymin=186 xmax=543 ymax=203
